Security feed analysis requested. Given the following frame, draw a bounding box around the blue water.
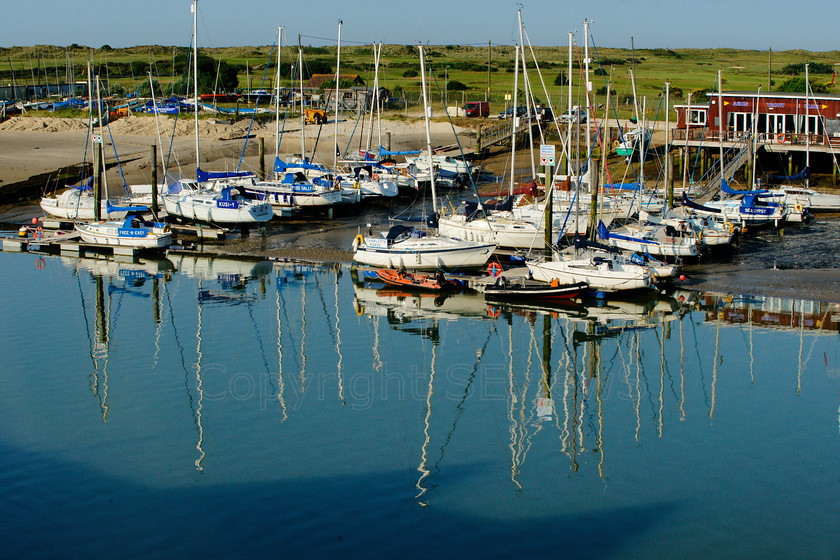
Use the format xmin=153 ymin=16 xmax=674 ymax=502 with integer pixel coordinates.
xmin=1 ymin=251 xmax=840 ymax=559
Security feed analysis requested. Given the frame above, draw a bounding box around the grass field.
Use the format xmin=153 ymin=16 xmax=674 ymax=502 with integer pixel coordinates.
xmin=3 ymin=44 xmax=840 ymax=124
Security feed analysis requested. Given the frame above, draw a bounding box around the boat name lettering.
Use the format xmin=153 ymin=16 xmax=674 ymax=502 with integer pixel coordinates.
xmin=217 ymin=200 xmax=240 ymax=209
xmin=117 ymin=229 xmax=149 ymax=237
xmin=293 ymin=185 xmax=314 ymax=193
xmin=365 ymin=238 xmax=389 ymax=249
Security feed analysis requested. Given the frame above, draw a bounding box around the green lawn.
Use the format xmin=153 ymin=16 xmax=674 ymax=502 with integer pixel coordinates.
xmin=3 ymin=44 xmax=839 ymax=123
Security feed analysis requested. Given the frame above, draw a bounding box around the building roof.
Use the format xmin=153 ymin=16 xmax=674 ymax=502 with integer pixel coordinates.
xmin=307 ymin=74 xmax=366 ymax=89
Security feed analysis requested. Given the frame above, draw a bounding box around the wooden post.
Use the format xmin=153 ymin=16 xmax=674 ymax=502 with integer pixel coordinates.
xmin=259 ymin=137 xmax=265 ymax=180
xmin=788 ymin=153 xmax=793 ymax=176
xmin=150 ymin=144 xmax=158 ymax=216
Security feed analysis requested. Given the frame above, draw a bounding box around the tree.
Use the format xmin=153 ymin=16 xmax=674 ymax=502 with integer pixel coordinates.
xmin=447 ymin=80 xmax=468 ymax=91
xmin=137 ymin=79 xmax=163 ymax=98
xmin=172 ymin=52 xmax=239 ymax=93
xmin=777 ymin=77 xmax=829 ymax=94
xmin=554 ymin=72 xmax=568 ymax=86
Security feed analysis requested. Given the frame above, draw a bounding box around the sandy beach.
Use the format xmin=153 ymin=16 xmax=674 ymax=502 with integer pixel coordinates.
xmin=2 ymin=113 xmax=840 ymax=303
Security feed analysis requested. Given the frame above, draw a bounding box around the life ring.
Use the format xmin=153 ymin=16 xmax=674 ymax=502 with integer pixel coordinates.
xmin=35 ymin=227 xmax=44 ymax=241
xmin=35 ymin=257 xmax=45 ymax=270
xmin=373 ymin=173 xmax=380 ymax=181
xmin=352 ymin=234 xmax=364 ymax=250
xmin=777 ymin=133 xmax=787 ymax=144
xmin=487 ymin=261 xmax=502 ymax=277
xmin=612 ymin=139 xmax=620 ymax=149
xmin=487 ymin=305 xmax=500 ymax=319
xmin=794 ymin=202 xmax=803 ymax=213
xmin=353 ymin=181 xmax=360 ymax=190
xmin=355 ymin=301 xmax=364 ymax=316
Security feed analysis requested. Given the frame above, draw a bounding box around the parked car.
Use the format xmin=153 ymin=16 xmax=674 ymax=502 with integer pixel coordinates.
xmin=557 ymin=106 xmax=586 ymax=123
xmin=496 ymin=106 xmax=529 ymax=120
xmin=463 ymin=101 xmax=490 ymax=118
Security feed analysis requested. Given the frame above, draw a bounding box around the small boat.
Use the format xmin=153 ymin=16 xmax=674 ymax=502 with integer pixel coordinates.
xmin=375 ymin=268 xmax=460 ymax=291
xmin=352 ymin=225 xmax=496 ymax=271
xmin=75 ymin=207 xmax=172 ymax=249
xmin=484 ymin=278 xmax=588 ymax=301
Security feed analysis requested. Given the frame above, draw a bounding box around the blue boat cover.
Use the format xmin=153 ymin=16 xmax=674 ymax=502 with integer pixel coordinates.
xmin=106 ymin=201 xmax=150 ymax=214
xmin=721 ymin=178 xmax=767 ymax=196
xmin=378 ymin=145 xmax=422 ymax=157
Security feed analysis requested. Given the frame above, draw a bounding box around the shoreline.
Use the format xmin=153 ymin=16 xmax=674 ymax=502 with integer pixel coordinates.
xmin=3 ymin=120 xmax=840 ymax=304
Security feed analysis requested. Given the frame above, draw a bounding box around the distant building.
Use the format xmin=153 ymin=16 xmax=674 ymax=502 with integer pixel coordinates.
xmin=672 ymin=90 xmax=840 ymax=155
xmin=306 ymin=74 xmax=365 ymax=89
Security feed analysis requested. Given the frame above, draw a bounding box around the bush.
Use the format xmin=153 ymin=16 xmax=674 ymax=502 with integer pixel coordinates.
xmin=777 ymin=76 xmax=829 ymax=93
xmin=779 ymin=62 xmax=834 ymax=75
xmin=137 ymin=79 xmax=164 ymax=98
xmin=447 ymin=80 xmax=468 ymax=91
xmin=596 ymin=86 xmax=616 ymax=96
xmin=108 ymin=83 xmax=126 ymax=97
xmin=402 ymin=69 xmax=418 ymax=78
xmin=554 ymin=72 xmax=568 ymax=86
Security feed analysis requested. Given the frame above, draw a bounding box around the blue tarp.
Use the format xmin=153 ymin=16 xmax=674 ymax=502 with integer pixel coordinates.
xmin=767 ymin=166 xmax=809 ymax=183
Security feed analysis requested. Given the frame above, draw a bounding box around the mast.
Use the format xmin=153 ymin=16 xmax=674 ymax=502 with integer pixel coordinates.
xmin=95 ymin=71 xmax=108 ymax=206
xmin=805 ymin=63 xmax=810 ymax=189
xmin=509 ymin=44 xmax=520 ymax=197
xmin=418 ymin=43 xmax=437 ymax=214
xmin=192 ymin=0 xmax=199 ymax=175
xmin=665 ymin=81 xmax=671 ymax=209
xmin=751 ymin=86 xmax=761 ymax=189
xmin=567 ymin=32 xmax=573 ymax=176
xmin=274 ymin=26 xmax=284 ymax=166
xmin=298 ymin=37 xmax=304 ymax=159
xmin=682 ymin=93 xmax=691 ymax=192
xmin=376 ymin=43 xmax=383 ymax=152
xmin=717 ymin=70 xmax=724 ymax=189
xmin=334 ymin=20 xmax=342 ymax=168
xmin=517 ymin=10 xmax=535 ymax=179
xmin=583 ymin=20 xmax=592 ymax=182
xmin=365 ymin=41 xmax=378 ymax=154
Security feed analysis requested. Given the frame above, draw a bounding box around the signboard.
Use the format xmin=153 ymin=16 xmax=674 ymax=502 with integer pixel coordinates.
xmin=539 ymin=144 xmax=555 ymax=167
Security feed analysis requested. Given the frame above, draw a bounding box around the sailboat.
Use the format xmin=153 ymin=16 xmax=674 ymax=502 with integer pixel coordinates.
xmin=161 ymin=0 xmax=273 ymax=226
xmin=40 ymin=63 xmax=131 ymax=220
xmin=352 ymin=45 xmax=496 ymax=271
xmin=75 ymin=204 xmax=172 ymax=248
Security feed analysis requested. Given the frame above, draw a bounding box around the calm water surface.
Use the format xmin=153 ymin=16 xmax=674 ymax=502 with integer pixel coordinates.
xmin=1 ymin=251 xmax=839 ymax=559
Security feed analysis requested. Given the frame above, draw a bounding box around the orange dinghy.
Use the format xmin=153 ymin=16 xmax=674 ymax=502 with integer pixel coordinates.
xmin=375 ymin=268 xmax=459 ymax=292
